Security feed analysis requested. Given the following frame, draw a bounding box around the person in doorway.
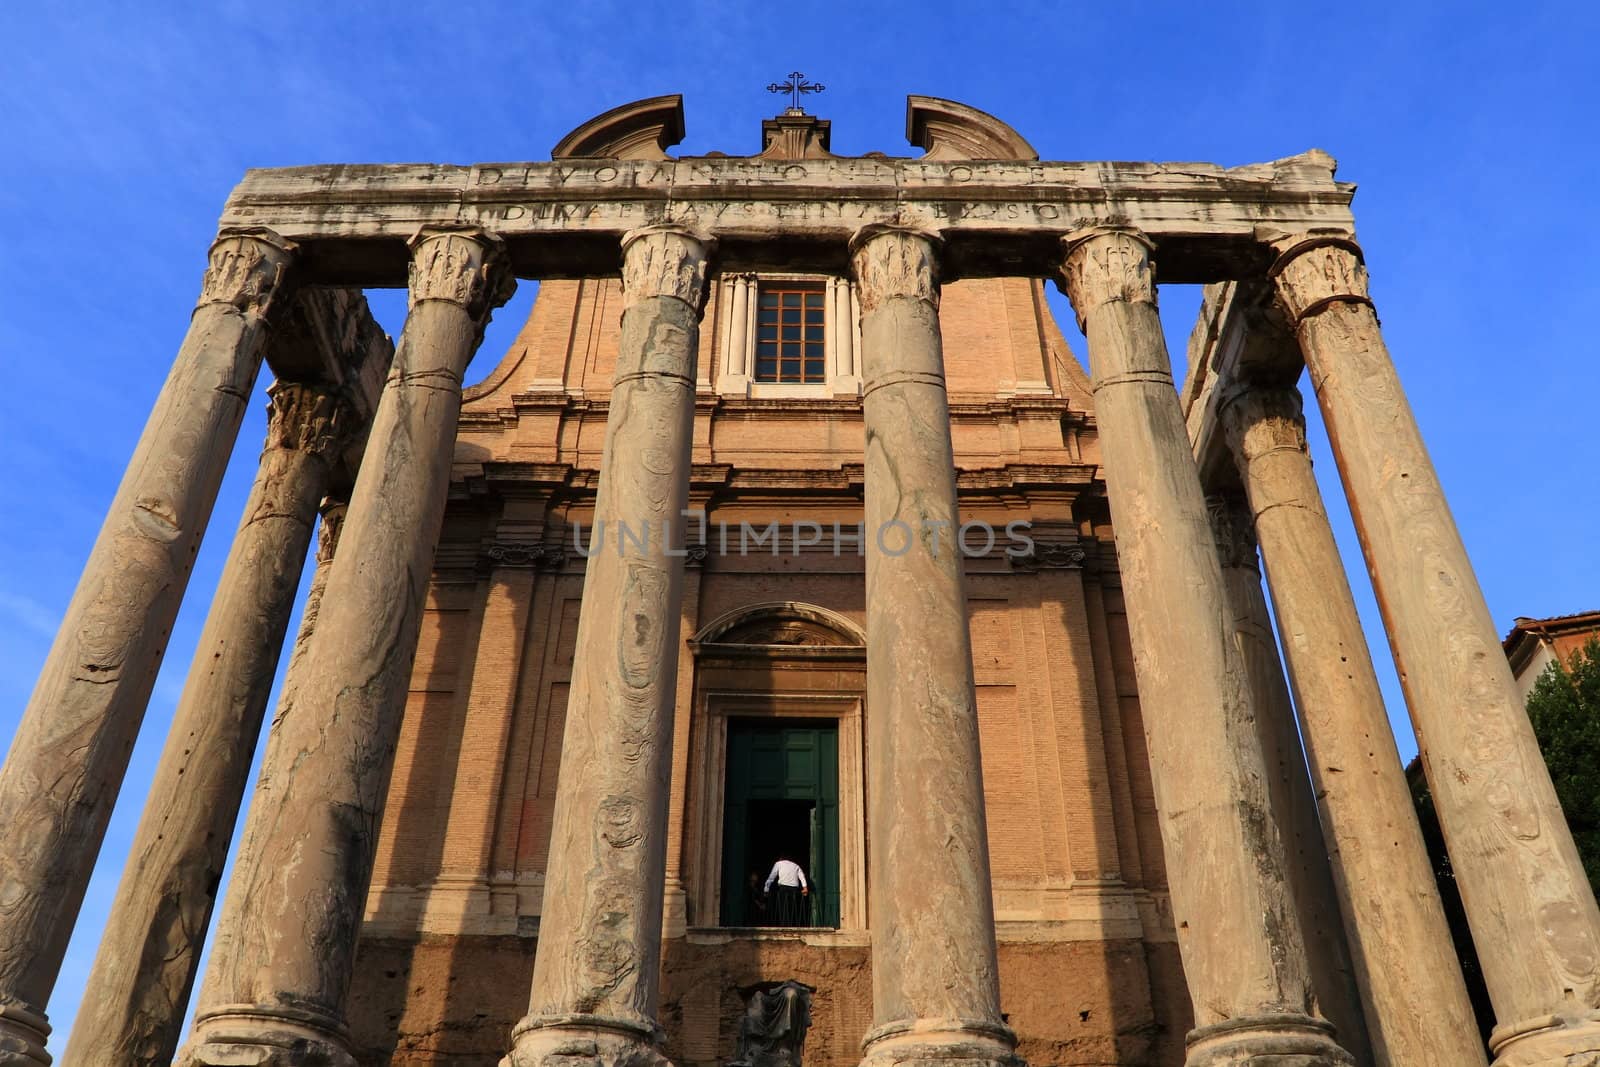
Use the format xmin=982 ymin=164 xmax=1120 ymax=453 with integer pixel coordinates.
xmin=763 ymin=853 xmax=810 ymax=927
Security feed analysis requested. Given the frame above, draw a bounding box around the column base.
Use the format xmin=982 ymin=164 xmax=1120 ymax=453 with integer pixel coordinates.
xmin=178 ymin=1006 xmax=355 ymax=1067
xmin=0 ymin=1002 xmax=50 ymax=1066
xmin=501 ymin=1013 xmax=671 ymax=1067
xmin=1184 ymin=1014 xmax=1352 ymax=1067
xmin=858 ymin=1017 xmax=1022 ymax=1067
xmin=1490 ymin=1011 xmax=1600 ymax=1066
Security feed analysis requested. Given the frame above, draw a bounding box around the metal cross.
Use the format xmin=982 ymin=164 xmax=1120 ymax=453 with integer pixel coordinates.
xmin=766 ymin=71 xmax=825 ymax=112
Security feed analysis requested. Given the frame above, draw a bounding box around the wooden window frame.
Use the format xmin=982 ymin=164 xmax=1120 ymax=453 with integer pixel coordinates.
xmin=754 ymin=282 xmax=828 ymax=384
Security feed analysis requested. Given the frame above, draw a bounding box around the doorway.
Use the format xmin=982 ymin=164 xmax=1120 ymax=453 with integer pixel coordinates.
xmin=720 ymin=719 xmax=840 ymax=927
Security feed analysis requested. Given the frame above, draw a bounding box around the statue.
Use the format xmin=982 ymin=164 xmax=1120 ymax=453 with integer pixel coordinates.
xmin=729 ymin=980 xmax=814 ymax=1067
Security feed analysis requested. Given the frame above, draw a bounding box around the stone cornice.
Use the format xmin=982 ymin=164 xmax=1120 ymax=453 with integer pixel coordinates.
xmin=220 ymin=152 xmax=1354 ymax=284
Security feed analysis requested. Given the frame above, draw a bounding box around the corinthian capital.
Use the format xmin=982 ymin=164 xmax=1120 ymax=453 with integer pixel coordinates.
xmin=849 ymin=222 xmax=942 ymax=313
xmin=620 ymin=224 xmax=713 ymax=310
xmin=1206 ymin=492 xmax=1259 ymax=572
xmin=1220 ymin=385 xmax=1308 ymax=467
xmin=315 ymin=497 xmax=348 ymax=565
xmin=407 ymin=227 xmax=515 ymax=319
xmin=264 ymin=380 xmax=346 ymax=458
xmin=198 ymin=228 xmax=297 ymax=317
xmin=1058 ymin=227 xmax=1156 ymax=331
xmin=1268 ymin=236 xmax=1371 ymax=324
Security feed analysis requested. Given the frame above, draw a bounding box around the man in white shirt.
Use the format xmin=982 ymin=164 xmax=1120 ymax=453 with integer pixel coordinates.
xmin=762 ymin=855 xmax=809 ymax=927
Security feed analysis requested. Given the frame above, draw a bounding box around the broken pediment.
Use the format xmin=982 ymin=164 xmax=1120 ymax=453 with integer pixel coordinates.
xmin=906 ymin=95 xmax=1037 ymax=161
xmin=551 ymin=94 xmax=686 ymax=160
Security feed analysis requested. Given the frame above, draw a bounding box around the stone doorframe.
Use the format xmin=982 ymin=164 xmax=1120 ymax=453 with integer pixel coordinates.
xmin=684 ymin=602 xmax=869 ymax=933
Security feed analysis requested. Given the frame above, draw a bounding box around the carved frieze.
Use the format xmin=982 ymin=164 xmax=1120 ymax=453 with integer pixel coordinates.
xmin=849 ymin=223 xmax=941 ymax=312
xmin=407 ymin=228 xmax=515 ymax=319
xmin=619 ymin=224 xmax=712 ymax=310
xmin=1059 ymin=227 xmax=1157 ymax=330
xmin=198 ymin=228 xmax=297 ymax=317
xmin=1010 ymin=541 xmax=1087 ymax=571
xmin=1268 ymin=236 xmax=1372 ymax=325
xmin=481 ymin=541 xmax=567 ymax=571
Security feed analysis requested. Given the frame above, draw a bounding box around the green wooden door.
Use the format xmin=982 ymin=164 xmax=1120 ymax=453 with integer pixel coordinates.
xmin=721 ymin=719 xmax=840 ymax=927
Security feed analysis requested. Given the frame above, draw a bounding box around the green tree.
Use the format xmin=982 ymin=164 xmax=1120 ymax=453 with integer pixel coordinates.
xmin=1525 ymin=637 xmax=1600 ymax=885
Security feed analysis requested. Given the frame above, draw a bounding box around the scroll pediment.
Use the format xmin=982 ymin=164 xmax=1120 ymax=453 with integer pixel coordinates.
xmin=552 ymin=95 xmax=686 ymax=161
xmin=905 ymin=95 xmax=1037 ymax=161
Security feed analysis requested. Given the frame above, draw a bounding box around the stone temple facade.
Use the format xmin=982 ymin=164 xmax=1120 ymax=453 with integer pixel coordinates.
xmin=2 ymin=95 xmax=1599 ymax=1067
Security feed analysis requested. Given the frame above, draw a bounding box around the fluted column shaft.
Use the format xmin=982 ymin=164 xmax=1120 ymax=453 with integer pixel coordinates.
xmin=1059 ymin=227 xmax=1350 ymax=1067
xmin=1221 ymin=383 xmax=1485 ymax=1066
xmin=0 ymin=229 xmax=296 ymax=1066
xmin=1272 ymin=237 xmax=1600 ymax=1067
xmin=504 ymin=224 xmax=711 ymax=1067
xmin=850 ymin=223 xmax=1019 ymax=1067
xmin=65 ymin=383 xmax=351 ymax=1067
xmin=180 ymin=228 xmax=512 ymax=1067
xmin=1207 ymin=493 xmax=1373 ymax=1064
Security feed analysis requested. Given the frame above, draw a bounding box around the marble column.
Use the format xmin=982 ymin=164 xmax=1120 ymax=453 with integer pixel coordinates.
xmin=850 ymin=222 xmax=1019 ymax=1067
xmin=1206 ymin=493 xmax=1373 ymax=1064
xmin=1272 ymin=236 xmax=1600 ymax=1067
xmin=503 ymin=223 xmax=711 ymax=1067
xmin=179 ymin=227 xmax=512 ymax=1066
xmin=1058 ymin=227 xmax=1350 ymax=1067
xmin=1220 ymin=383 xmax=1486 ymax=1066
xmin=64 ymin=383 xmax=350 ymax=1067
xmin=0 ymin=228 xmax=296 ymax=1066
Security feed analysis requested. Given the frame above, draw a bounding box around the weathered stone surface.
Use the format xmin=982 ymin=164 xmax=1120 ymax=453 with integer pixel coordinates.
xmin=63 ymin=380 xmax=363 ymax=1067
xmin=1219 ymin=382 xmax=1486 ymax=1067
xmin=503 ymin=224 xmax=711 ymax=1067
xmin=851 ymin=222 xmax=1019 ymax=1067
xmin=218 ymin=146 xmax=1354 ymax=284
xmin=1059 ymin=227 xmax=1350 ymax=1067
xmin=0 ymin=228 xmax=297 ymax=1066
xmin=1271 ymin=237 xmax=1600 ymax=1067
xmin=729 ymin=981 xmax=812 ymax=1067
xmin=178 ymin=228 xmax=511 ymax=1066
xmin=1206 ymin=492 xmax=1372 ymax=1063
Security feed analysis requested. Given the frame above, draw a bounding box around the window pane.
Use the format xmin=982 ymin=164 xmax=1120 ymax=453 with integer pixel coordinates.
xmin=759 ymin=292 xmax=778 ymax=308
xmin=782 ymin=326 xmax=801 ymax=340
xmin=782 ymin=292 xmax=801 ymax=307
xmin=805 ymin=359 xmax=824 ymax=380
xmin=805 ymin=309 xmax=824 ymax=325
xmin=757 ymin=341 xmax=776 ymax=357
xmin=758 ymin=325 xmax=777 ymax=341
xmin=756 ymin=358 xmax=777 ymax=380
xmin=805 ymin=326 xmax=824 ymax=342
xmin=806 ymin=292 xmax=825 ymax=308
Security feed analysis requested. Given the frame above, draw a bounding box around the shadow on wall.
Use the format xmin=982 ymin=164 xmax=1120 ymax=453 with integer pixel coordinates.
xmin=348 ymin=932 xmax=537 ymax=1066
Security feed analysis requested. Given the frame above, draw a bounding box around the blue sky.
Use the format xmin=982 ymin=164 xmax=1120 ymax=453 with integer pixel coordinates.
xmin=1 ymin=0 xmax=1596 ymax=1047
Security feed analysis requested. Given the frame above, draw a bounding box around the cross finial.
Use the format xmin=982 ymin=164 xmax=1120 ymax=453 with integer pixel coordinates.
xmin=766 ymin=71 xmax=825 ymax=113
